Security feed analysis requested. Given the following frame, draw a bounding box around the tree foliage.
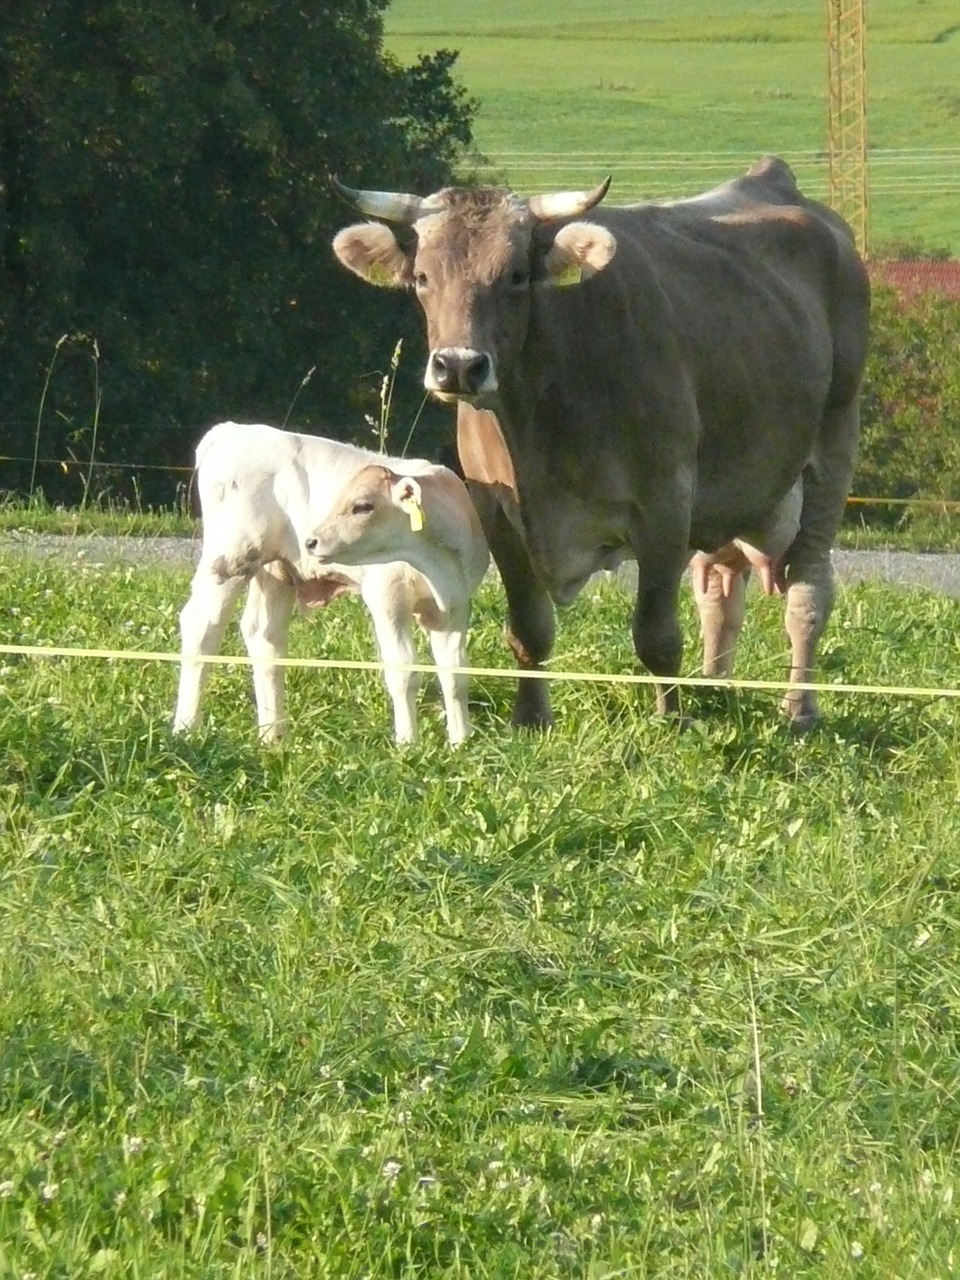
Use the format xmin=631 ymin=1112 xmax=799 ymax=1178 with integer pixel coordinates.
xmin=856 ymin=287 xmax=960 ymax=517
xmin=0 ymin=1 xmax=476 ymax=502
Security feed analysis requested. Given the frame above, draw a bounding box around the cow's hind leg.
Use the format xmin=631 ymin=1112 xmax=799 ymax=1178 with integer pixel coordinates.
xmin=781 ymin=401 xmax=858 ymax=729
xmin=692 ymin=563 xmax=748 ymax=678
xmin=239 ymin=569 xmax=296 ymax=742
xmin=481 ymin=497 xmax=556 ymax=730
xmin=174 ymin=566 xmax=247 ymax=733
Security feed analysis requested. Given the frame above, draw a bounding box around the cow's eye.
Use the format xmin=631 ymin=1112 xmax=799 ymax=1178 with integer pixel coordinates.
xmin=510 ymin=268 xmax=529 ymax=287
xmin=351 ymin=501 xmax=374 ymax=516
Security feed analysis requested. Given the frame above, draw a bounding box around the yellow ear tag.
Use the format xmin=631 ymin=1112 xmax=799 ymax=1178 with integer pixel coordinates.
xmin=552 ymin=260 xmax=583 ymax=287
xmin=399 ymin=492 xmax=424 ymax=532
xmin=367 ymin=262 xmax=395 ymax=287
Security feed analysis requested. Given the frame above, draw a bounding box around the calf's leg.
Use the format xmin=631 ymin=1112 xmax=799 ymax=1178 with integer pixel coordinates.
xmin=362 ymin=585 xmax=420 ymax=743
xmin=424 ymin=604 xmax=472 ymax=745
xmin=174 ymin=567 xmax=246 ymax=732
xmin=239 ymin=570 xmax=296 ymax=742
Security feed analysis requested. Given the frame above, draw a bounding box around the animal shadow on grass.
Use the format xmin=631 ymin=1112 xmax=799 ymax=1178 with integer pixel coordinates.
xmin=0 ymin=699 xmax=105 ymax=800
xmin=681 ymin=682 xmax=943 ymax=770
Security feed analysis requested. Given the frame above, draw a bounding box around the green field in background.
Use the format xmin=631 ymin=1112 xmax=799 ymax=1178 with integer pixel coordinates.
xmin=385 ymin=0 xmax=960 ymax=254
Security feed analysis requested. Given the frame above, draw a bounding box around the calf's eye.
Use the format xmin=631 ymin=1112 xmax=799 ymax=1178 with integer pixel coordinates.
xmin=351 ymin=501 xmax=374 ymax=515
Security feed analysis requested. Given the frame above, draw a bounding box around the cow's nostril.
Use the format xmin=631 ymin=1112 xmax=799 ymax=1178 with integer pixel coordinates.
xmin=305 ymin=537 xmax=318 ymax=553
xmin=464 ymin=352 xmax=490 ymax=391
xmin=431 ymin=351 xmax=455 ymax=391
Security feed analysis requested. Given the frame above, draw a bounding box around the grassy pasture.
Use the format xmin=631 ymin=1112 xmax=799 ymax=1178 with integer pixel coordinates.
xmin=385 ymin=0 xmax=960 ymax=254
xmin=3 ymin=549 xmax=960 ymax=1276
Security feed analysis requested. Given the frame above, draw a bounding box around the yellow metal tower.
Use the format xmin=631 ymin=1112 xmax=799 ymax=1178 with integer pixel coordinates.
xmin=825 ymin=0 xmax=868 ymax=256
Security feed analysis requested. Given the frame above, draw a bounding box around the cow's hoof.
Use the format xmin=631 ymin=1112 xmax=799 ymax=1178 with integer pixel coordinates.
xmin=782 ymin=701 xmax=820 ymax=734
xmin=786 ymin=713 xmax=819 ymax=735
xmin=511 ymin=685 xmax=554 ymax=732
xmin=511 ymin=713 xmax=555 ymax=733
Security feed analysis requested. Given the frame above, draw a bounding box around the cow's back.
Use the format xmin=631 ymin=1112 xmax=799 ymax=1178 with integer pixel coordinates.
xmin=525 ymin=165 xmax=869 ymax=546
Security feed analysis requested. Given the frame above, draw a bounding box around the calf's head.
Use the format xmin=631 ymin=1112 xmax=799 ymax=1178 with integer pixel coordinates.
xmin=331 ymin=177 xmax=618 ymax=403
xmin=305 ymin=465 xmax=426 ymax=565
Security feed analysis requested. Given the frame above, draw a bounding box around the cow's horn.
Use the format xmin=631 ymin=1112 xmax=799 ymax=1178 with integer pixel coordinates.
xmin=527 ymin=177 xmax=612 ymax=222
xmin=329 ymin=175 xmax=427 ymax=224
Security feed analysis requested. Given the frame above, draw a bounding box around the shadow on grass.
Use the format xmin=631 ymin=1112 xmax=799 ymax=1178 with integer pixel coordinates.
xmin=0 ymin=698 xmax=267 ymax=804
xmin=677 ymin=683 xmax=948 ymax=773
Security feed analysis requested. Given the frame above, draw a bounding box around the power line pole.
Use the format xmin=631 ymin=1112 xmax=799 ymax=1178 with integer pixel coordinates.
xmin=825 ymin=0 xmax=868 ymax=256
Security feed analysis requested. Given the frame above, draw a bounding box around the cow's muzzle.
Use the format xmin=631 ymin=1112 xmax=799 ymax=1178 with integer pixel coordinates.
xmin=304 ymin=536 xmax=332 ymax=563
xmin=426 ymin=347 xmax=496 ymax=399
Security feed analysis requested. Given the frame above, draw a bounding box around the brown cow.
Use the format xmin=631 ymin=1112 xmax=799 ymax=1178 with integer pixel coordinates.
xmin=330 ymin=157 xmax=870 ymax=730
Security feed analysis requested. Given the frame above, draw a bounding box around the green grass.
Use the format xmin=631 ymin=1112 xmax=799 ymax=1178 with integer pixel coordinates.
xmin=0 ymin=492 xmax=196 ymax=540
xmin=3 ymin=552 xmax=960 ymax=1276
xmin=385 ymin=0 xmax=960 ymax=255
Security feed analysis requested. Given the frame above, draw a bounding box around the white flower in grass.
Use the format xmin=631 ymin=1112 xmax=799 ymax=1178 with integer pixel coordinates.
xmin=395 ymin=1111 xmax=410 ymax=1125
xmin=381 ymin=1160 xmax=402 ymax=1181
xmin=0 ymin=1179 xmax=14 ymax=1198
xmin=114 ymin=1190 xmax=127 ymax=1209
xmin=40 ymin=1181 xmax=59 ymax=1202
xmin=123 ymin=1135 xmax=144 ymax=1156
xmin=851 ymin=1241 xmax=864 ymax=1260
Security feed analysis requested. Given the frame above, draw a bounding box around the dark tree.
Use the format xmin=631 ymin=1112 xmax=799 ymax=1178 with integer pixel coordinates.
xmin=0 ymin=1 xmax=476 ymax=503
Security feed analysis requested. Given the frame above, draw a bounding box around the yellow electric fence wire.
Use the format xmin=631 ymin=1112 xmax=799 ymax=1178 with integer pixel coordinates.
xmin=1 ymin=642 xmax=958 ymax=702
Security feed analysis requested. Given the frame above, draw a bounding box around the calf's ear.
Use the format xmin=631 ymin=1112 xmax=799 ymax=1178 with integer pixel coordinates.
xmin=391 ymin=476 xmax=425 ymax=531
xmin=542 ymin=222 xmax=617 ymax=287
xmin=332 ymin=223 xmax=412 ymax=288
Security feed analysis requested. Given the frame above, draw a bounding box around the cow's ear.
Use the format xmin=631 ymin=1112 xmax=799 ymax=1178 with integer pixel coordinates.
xmin=542 ymin=222 xmax=617 ymax=287
xmin=391 ymin=476 xmax=425 ymax=531
xmin=332 ymin=222 xmax=412 ymax=288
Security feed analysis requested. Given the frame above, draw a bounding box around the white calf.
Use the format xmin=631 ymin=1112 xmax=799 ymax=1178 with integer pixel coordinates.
xmin=173 ymin=421 xmax=488 ymax=744
xmin=304 ymin=460 xmax=490 ymax=744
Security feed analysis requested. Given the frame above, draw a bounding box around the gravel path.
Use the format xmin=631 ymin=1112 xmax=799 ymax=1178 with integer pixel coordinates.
xmin=4 ymin=533 xmax=960 ymax=599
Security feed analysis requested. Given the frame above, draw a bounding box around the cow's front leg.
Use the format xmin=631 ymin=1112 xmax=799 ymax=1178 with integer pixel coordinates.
xmin=477 ymin=491 xmax=555 ymax=730
xmin=632 ymin=513 xmax=690 ymax=716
